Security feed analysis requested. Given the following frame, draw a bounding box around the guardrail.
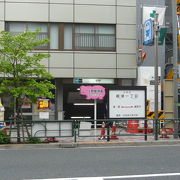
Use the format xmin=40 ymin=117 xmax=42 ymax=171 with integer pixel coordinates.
xmin=0 ymin=119 xmax=179 ymax=143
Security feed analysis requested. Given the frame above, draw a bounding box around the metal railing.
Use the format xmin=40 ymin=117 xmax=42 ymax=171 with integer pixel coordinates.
xmin=0 ymin=119 xmax=179 ymax=144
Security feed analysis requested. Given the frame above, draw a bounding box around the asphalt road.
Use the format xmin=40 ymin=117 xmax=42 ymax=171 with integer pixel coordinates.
xmin=0 ymin=145 xmax=180 ymax=180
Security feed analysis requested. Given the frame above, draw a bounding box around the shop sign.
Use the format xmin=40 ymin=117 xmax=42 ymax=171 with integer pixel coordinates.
xmin=143 ymin=19 xmax=153 ymax=45
xmin=80 ymin=85 xmax=106 ymax=100
xmin=108 ymin=88 xmax=146 ymax=119
xmin=38 ymin=99 xmax=50 ymax=110
xmin=39 ymin=111 xmax=49 ymax=119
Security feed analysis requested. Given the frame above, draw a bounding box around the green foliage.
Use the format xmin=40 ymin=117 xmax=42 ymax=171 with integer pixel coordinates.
xmin=0 ymin=29 xmax=56 ymax=143
xmin=0 ymin=130 xmax=10 ymax=144
xmin=0 ymin=29 xmax=56 ymax=103
xmin=27 ymin=137 xmax=42 ymax=144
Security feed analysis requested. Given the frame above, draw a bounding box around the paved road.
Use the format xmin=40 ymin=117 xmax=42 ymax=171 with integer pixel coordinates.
xmin=1 ymin=145 xmax=180 ymax=180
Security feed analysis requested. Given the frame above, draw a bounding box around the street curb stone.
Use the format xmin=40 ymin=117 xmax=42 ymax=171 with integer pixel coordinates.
xmin=0 ymin=140 xmax=180 ymax=150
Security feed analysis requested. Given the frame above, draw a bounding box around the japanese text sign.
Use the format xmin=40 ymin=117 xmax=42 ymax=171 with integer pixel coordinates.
xmin=109 ymin=89 xmax=146 ymax=118
xmin=80 ymin=85 xmax=106 ymax=100
xmin=38 ymin=99 xmax=50 ymax=109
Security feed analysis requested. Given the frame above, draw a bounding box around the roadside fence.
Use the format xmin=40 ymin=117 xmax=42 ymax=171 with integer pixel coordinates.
xmin=0 ymin=118 xmax=179 ymax=144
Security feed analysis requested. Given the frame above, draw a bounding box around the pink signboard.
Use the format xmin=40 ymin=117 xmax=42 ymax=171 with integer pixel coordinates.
xmin=80 ymin=85 xmax=106 ymax=100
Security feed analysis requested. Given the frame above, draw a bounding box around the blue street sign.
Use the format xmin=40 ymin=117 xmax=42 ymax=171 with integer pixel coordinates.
xmin=73 ymin=78 xmax=82 ymax=84
xmin=143 ymin=19 xmax=153 ymax=45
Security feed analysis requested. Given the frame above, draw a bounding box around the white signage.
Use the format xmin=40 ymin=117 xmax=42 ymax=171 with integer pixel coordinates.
xmin=143 ymin=6 xmax=166 ymax=26
xmin=137 ymin=66 xmax=161 ymax=111
xmin=109 ymin=90 xmax=146 ymax=118
xmin=73 ymin=78 xmax=114 ymax=84
xmin=39 ymin=111 xmax=49 ymax=119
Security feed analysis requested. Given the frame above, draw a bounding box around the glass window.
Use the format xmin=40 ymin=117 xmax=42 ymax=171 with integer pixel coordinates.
xmin=96 ymin=25 xmax=115 ymax=49
xmin=8 ymin=23 xmax=26 ymax=36
xmin=28 ymin=23 xmax=48 ymax=48
xmin=74 ymin=24 xmax=115 ymax=50
xmin=27 ymin=23 xmax=47 ymax=33
xmin=7 ymin=22 xmax=48 ymax=49
xmin=50 ymin=24 xmax=59 ymax=49
xmin=64 ymin=24 xmax=72 ymax=50
xmin=75 ymin=24 xmax=95 ymax=49
xmin=6 ymin=22 xmax=115 ymax=51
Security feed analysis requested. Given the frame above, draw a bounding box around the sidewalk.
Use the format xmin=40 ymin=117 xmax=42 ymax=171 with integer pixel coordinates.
xmin=1 ymin=129 xmax=180 ymax=150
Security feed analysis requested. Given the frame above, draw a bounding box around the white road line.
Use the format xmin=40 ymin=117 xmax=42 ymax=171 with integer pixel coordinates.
xmin=27 ymin=172 xmax=180 ymax=180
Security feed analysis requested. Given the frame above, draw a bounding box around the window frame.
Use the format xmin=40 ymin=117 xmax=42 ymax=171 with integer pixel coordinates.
xmin=6 ymin=22 xmax=116 ymax=52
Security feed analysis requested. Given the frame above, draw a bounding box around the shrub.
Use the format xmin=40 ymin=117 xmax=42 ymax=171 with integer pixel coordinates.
xmin=0 ymin=130 xmax=10 ymax=144
xmin=27 ymin=137 xmax=41 ymax=144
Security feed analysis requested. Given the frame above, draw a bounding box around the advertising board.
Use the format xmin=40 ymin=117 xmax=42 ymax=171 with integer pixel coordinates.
xmin=108 ymin=87 xmax=146 ymax=119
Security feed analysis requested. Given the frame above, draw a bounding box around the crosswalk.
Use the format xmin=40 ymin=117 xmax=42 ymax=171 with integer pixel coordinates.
xmin=27 ymin=172 xmax=180 ymax=180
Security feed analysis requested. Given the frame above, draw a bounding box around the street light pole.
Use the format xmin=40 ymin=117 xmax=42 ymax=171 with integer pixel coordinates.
xmin=154 ymin=13 xmax=159 ymax=141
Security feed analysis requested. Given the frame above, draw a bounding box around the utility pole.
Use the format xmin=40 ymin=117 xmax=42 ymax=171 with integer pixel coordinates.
xmin=154 ymin=13 xmax=159 ymax=141
xmin=172 ymin=0 xmax=178 ymax=137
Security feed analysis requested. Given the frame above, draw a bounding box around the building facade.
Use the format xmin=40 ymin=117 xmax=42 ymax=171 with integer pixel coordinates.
xmin=0 ymin=0 xmax=137 ymax=120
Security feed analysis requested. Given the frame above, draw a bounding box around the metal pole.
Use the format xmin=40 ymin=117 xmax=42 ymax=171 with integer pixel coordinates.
xmin=172 ymin=0 xmax=179 ymax=138
xmin=94 ymin=99 xmax=97 ymax=130
xmin=94 ymin=99 xmax=97 ymax=140
xmin=154 ymin=13 xmax=159 ymax=141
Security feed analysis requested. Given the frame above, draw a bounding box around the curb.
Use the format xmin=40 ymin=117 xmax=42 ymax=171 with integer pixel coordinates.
xmin=0 ymin=140 xmax=180 ymax=150
xmin=77 ymin=140 xmax=180 ymax=147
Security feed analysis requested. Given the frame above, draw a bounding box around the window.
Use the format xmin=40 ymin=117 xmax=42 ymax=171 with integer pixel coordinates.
xmin=7 ymin=22 xmax=48 ymax=49
xmin=50 ymin=24 xmax=59 ymax=49
xmin=6 ymin=22 xmax=116 ymax=51
xmin=64 ymin=24 xmax=73 ymax=50
xmin=74 ymin=24 xmax=115 ymax=50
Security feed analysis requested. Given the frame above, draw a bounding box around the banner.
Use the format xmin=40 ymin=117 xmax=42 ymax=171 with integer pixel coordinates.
xmin=143 ymin=6 xmax=166 ymax=26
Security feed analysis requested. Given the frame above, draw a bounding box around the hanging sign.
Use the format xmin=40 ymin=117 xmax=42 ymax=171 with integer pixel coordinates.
xmin=80 ymin=85 xmax=106 ymax=100
xmin=144 ymin=19 xmax=153 ymax=45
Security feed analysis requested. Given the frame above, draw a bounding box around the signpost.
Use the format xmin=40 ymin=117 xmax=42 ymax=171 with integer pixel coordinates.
xmin=108 ymin=86 xmax=147 ymax=141
xmin=80 ymin=85 xmax=106 ymax=130
xmin=108 ymin=87 xmax=146 ymax=119
xmin=38 ymin=99 xmax=51 ymax=120
xmin=142 ymin=9 xmax=166 ymax=140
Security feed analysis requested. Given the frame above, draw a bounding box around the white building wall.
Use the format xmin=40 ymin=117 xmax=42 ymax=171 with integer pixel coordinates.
xmin=117 ymin=0 xmax=136 ymax=6
xmin=75 ymin=5 xmax=116 ymax=24
xmin=0 ymin=22 xmax=4 ymax=31
xmin=50 ymin=4 xmax=73 ymax=22
xmin=0 ymin=2 xmax=4 ymax=21
xmin=5 ymin=3 xmax=49 ymax=21
xmin=1 ymin=0 xmax=137 ymax=79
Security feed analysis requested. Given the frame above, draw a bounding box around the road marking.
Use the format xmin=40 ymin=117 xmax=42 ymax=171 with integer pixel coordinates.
xmin=27 ymin=172 xmax=180 ymax=180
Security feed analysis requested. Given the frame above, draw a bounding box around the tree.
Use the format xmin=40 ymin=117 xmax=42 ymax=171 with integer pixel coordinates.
xmin=0 ymin=30 xmax=56 ymax=143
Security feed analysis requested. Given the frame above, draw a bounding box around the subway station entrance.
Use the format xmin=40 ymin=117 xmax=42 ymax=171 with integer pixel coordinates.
xmin=63 ymin=84 xmax=107 ymax=120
